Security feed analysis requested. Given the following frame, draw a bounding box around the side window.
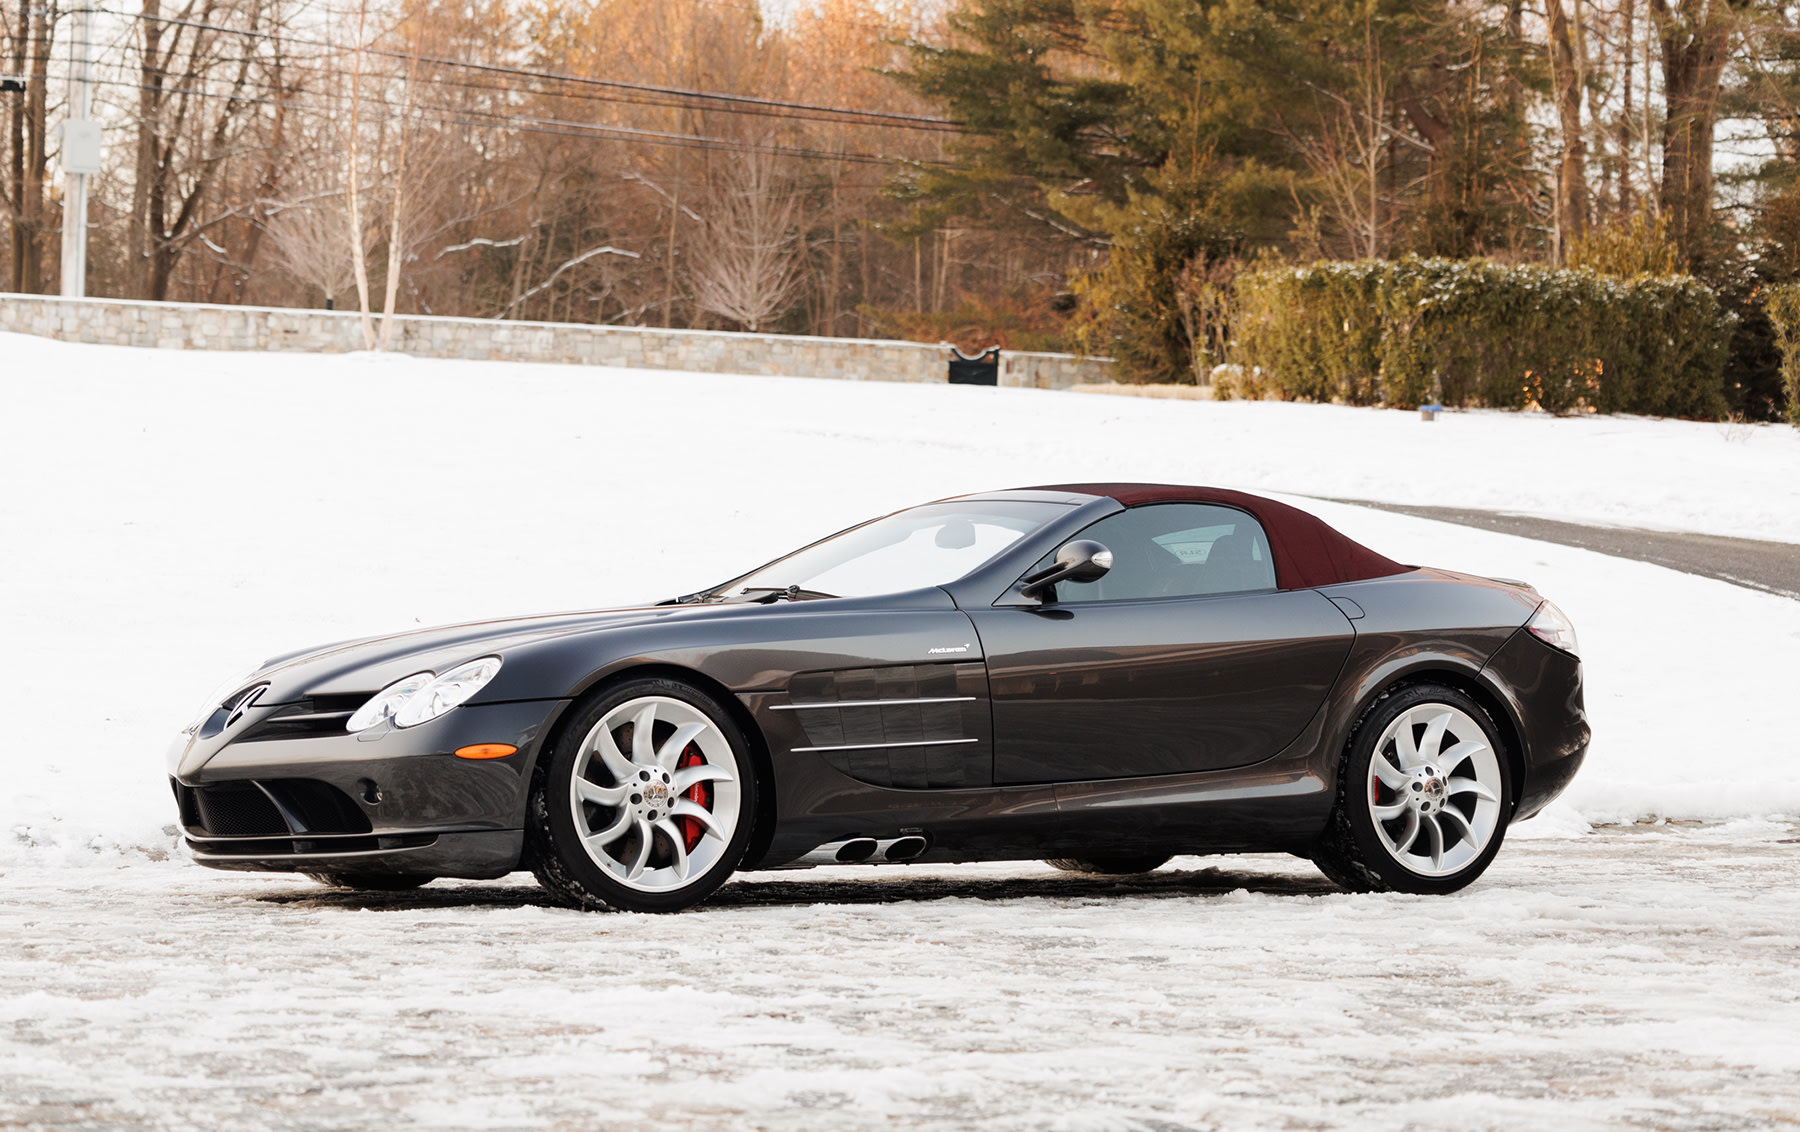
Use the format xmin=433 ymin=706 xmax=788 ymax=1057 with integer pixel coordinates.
xmin=1028 ymin=503 xmax=1277 ymax=602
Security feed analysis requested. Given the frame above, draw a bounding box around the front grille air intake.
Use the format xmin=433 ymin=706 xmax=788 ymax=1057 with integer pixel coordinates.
xmin=236 ymin=694 xmax=369 ymax=742
xmin=181 ymin=781 xmax=288 ymax=837
xmin=173 ymin=779 xmax=373 ymax=838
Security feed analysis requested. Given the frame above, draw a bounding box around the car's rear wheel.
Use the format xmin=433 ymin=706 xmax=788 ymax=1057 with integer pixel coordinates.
xmin=1314 ymin=684 xmax=1512 ymax=895
xmin=304 ymin=872 xmax=434 ymax=891
xmin=1044 ymin=854 xmax=1172 ymax=875
xmin=528 ymin=677 xmax=755 ymax=913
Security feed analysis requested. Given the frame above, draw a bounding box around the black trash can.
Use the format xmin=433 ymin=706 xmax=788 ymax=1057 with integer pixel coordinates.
xmin=947 ymin=346 xmax=1000 ymax=386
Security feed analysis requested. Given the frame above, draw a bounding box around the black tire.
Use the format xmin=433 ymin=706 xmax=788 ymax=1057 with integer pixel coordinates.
xmin=305 ymin=872 xmax=434 ymax=891
xmin=1313 ymin=683 xmax=1514 ymax=895
xmin=528 ymin=676 xmax=758 ymax=913
xmin=1044 ymin=854 xmax=1173 ymax=875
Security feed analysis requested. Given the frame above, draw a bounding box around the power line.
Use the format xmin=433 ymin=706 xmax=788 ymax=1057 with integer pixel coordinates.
xmin=124 ymin=50 xmax=964 ymax=134
xmin=118 ymin=9 xmax=966 ymax=132
xmin=84 ymin=74 xmax=956 ymax=167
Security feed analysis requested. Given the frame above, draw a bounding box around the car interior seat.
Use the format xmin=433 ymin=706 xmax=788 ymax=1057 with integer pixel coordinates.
xmin=1198 ymin=531 xmax=1271 ymax=594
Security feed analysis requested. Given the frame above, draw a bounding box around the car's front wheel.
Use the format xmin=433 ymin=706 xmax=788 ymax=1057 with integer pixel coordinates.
xmin=1313 ymin=684 xmax=1512 ymax=895
xmin=528 ymin=677 xmax=756 ymax=912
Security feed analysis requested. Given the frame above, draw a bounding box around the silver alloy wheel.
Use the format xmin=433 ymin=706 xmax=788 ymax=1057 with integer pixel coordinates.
xmin=568 ymin=695 xmax=741 ymax=893
xmin=1365 ymin=702 xmax=1503 ymax=877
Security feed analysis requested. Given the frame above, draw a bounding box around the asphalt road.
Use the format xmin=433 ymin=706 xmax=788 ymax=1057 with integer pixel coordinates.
xmin=1324 ymin=499 xmax=1800 ymax=601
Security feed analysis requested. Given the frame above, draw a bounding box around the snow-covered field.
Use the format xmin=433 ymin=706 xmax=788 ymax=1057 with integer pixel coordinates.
xmin=5 ymin=824 xmax=1799 ymax=1131
xmin=3 ymin=333 xmax=1800 ymax=1131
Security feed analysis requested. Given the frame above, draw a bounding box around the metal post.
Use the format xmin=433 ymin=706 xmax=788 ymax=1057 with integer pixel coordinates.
xmin=59 ymin=5 xmax=95 ymax=298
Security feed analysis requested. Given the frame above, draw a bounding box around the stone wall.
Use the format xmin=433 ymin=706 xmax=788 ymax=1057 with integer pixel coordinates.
xmin=999 ymin=351 xmax=1119 ymax=390
xmin=0 ymin=294 xmax=1114 ymax=389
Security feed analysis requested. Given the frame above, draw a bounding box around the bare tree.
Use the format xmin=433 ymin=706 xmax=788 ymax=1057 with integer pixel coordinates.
xmin=1174 ymin=256 xmax=1238 ymax=381
xmin=332 ymin=2 xmax=477 ymax=346
xmin=1281 ymin=9 xmax=1396 ymax=260
xmin=376 ymin=42 xmax=424 ymax=350
xmin=129 ymin=0 xmax=286 ymax=300
xmin=2 ymin=0 xmax=1037 ymax=338
xmin=265 ymin=195 xmax=357 ymax=308
xmin=1652 ymin=0 xmax=1756 ymax=268
xmin=343 ymin=0 xmax=377 ymax=347
xmin=688 ymin=149 xmax=808 ymax=332
xmin=3 ymin=0 xmax=54 ymax=292
xmin=1548 ymin=0 xmax=1591 ymax=262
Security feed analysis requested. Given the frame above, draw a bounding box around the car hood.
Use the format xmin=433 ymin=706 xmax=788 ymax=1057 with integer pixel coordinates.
xmin=247 ymin=603 xmax=729 ymax=705
xmin=239 ymin=587 xmax=959 ymax=708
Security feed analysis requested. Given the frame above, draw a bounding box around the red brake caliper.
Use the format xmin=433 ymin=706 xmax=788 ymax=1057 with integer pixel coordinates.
xmin=675 ymin=747 xmax=711 ymax=851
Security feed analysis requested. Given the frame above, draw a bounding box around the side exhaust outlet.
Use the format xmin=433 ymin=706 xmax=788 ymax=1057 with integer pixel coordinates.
xmin=834 ymin=838 xmax=879 ymax=863
xmin=884 ymin=835 xmax=928 ymax=861
xmin=785 ymin=833 xmax=935 ymax=868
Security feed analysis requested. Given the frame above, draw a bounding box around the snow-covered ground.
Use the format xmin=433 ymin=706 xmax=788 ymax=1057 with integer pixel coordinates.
xmin=3 ymin=334 xmax=1799 ymax=1131
xmin=3 ymin=332 xmax=1797 ymax=857
xmin=4 ymin=823 xmax=1799 ymax=1131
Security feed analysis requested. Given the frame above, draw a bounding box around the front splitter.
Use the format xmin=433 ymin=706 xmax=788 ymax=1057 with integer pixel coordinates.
xmin=189 ymin=829 xmax=523 ymax=880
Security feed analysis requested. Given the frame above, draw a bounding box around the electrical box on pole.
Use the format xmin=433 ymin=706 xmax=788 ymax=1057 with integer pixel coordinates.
xmin=62 ymin=119 xmax=102 ymax=175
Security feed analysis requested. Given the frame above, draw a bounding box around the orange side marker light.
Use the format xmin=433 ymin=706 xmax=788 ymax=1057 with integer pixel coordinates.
xmin=454 ymin=743 xmax=518 ymax=760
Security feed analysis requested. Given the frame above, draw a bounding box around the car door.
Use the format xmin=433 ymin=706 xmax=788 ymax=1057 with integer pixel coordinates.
xmin=964 ymin=503 xmax=1357 ymax=785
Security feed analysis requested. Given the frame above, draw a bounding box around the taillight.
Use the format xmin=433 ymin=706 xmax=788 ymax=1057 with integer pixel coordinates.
xmin=1525 ymin=600 xmax=1579 ymax=656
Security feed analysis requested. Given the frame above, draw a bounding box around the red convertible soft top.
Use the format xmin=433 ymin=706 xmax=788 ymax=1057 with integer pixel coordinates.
xmin=1027 ymin=483 xmax=1410 ymax=591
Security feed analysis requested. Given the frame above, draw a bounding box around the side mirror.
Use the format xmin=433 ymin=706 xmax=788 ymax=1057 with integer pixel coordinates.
xmin=1019 ymin=540 xmax=1113 ymax=602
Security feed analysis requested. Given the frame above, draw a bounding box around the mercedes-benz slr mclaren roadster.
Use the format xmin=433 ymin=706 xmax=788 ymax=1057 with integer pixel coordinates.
xmin=168 ymin=484 xmax=1589 ymax=910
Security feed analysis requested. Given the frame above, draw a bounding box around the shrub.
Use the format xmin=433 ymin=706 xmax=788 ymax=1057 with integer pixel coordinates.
xmin=1066 ymin=201 xmax=1239 ymax=384
xmin=1063 ymin=150 xmax=1265 ymax=384
xmin=1230 ymin=257 xmax=1733 ymax=417
xmin=1763 ymin=284 xmax=1800 ymax=426
xmin=1232 ymin=261 xmax=1386 ymax=403
xmin=1566 ymin=210 xmax=1680 ymax=278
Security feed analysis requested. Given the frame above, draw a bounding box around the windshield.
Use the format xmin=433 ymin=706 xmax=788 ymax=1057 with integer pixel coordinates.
xmin=717 ymin=501 xmax=1071 ymax=600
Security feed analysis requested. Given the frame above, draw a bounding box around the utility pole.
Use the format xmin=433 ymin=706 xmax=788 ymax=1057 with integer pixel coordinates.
xmin=60 ymin=5 xmax=101 ymax=298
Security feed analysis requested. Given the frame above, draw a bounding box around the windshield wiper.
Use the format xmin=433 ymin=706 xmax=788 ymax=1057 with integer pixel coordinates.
xmin=734 ymin=584 xmax=836 ymax=603
xmin=660 ymin=584 xmax=835 ymax=605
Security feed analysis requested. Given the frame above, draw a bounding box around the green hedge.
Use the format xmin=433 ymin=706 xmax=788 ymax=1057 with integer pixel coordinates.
xmin=1762 ymin=284 xmax=1800 ymax=426
xmin=1230 ymin=258 xmax=1733 ymax=417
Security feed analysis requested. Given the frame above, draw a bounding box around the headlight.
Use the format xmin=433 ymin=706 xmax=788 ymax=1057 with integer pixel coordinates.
xmin=345 ymin=657 xmax=503 ymax=732
xmin=1525 ymin=600 xmax=1579 ymax=655
xmin=345 ymin=671 xmax=437 ymax=733
xmin=394 ymin=657 xmax=504 ymax=727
